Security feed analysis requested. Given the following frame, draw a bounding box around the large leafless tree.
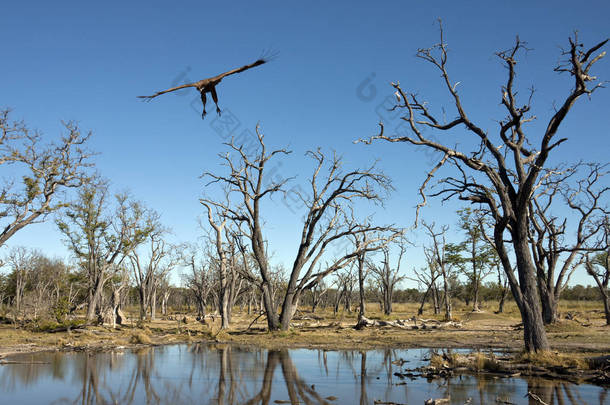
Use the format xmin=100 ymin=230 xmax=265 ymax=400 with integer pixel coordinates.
xmin=358 ymin=24 xmax=608 ymax=352
xmin=278 ymin=150 xmax=401 ymax=330
xmin=202 ymin=126 xmax=291 ymax=330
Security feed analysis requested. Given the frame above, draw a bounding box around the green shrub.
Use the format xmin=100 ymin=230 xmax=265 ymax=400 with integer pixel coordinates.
xmin=52 ymin=297 xmax=71 ymax=322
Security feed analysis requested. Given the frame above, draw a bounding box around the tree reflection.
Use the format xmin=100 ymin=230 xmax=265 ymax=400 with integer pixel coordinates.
xmin=243 ymin=350 xmax=279 ymax=405
xmin=0 ymin=346 xmax=607 ymax=404
xmin=525 ymin=378 xmax=606 ymax=405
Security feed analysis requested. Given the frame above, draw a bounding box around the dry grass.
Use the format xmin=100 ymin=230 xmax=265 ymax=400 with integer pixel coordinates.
xmin=517 ymin=350 xmax=588 ymax=369
xmin=0 ymin=299 xmax=608 ymax=359
xmin=130 ymin=331 xmax=152 ymax=344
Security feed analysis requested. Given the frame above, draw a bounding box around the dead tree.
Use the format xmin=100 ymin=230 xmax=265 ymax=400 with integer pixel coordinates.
xmin=201 ymin=127 xmax=291 ymax=330
xmin=197 ymin=208 xmax=248 ymax=329
xmin=334 ymin=266 xmax=356 ymax=314
xmin=309 ymin=279 xmax=329 ymax=313
xmin=368 ymin=238 xmax=407 ymax=316
xmin=200 ymin=200 xmax=232 ymax=329
xmin=157 ymin=275 xmax=172 ymax=316
xmin=224 ymin=229 xmax=248 ymax=321
xmin=530 ymin=163 xmax=609 ymax=324
xmin=0 ymin=109 xmax=93 ymax=248
xmin=410 ymin=259 xmax=442 ymax=316
xmin=129 ymin=221 xmax=178 ymax=321
xmin=585 ymin=217 xmax=610 ymax=325
xmin=354 ymin=234 xmax=370 ymax=322
xmin=278 ymin=150 xmax=401 ymax=330
xmin=357 ymin=23 xmax=608 ymax=352
xmin=185 ymin=247 xmax=215 ymax=319
xmin=422 ymin=222 xmax=456 ymax=321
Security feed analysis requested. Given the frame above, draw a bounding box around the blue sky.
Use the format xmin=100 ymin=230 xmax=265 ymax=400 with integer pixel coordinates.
xmin=1 ymin=1 xmax=608 ymax=287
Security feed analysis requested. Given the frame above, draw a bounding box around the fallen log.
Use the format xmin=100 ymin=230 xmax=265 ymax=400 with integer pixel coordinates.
xmin=355 ymin=316 xmax=461 ymax=330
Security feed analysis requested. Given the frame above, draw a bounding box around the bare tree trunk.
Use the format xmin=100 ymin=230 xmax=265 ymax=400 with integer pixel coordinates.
xmin=540 ymin=288 xmax=559 ymax=324
xmin=138 ymin=287 xmax=148 ymax=321
xmin=87 ymin=276 xmax=105 ymax=321
xmin=418 ymin=286 xmax=431 ymax=315
xmin=261 ymin=282 xmax=279 ymax=330
xmin=497 ymin=295 xmax=506 ymax=313
xmin=514 ymin=226 xmax=550 ymax=352
xmin=161 ymin=290 xmax=170 ymax=316
xmin=442 ymin=274 xmax=452 ymax=321
xmin=150 ymin=288 xmax=156 ymax=321
xmin=383 ymin=288 xmax=392 ymax=315
xmin=602 ymin=293 xmax=610 ymax=326
xmin=344 ymin=288 xmax=352 ymax=312
xmin=357 ymin=253 xmax=366 ymax=322
xmin=333 ymin=289 xmax=343 ymax=315
xmin=586 ymin=252 xmax=610 ymax=326
xmin=472 ymin=278 xmax=480 ymax=312
xmin=432 ymin=284 xmax=440 ymax=314
xmin=247 ymin=291 xmax=253 ymax=315
xmin=15 ymin=269 xmax=25 ymax=315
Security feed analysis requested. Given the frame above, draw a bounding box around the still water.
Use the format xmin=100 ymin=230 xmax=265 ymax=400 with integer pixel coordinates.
xmin=0 ymin=344 xmax=607 ymax=404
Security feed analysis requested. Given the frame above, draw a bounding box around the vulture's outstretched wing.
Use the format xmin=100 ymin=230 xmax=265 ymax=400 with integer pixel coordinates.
xmin=137 ymin=82 xmax=198 ymax=101
xmin=208 ymin=58 xmax=268 ymax=82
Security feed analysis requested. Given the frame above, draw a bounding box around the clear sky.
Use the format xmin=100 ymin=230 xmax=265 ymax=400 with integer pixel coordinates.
xmin=1 ymin=1 xmax=608 ymax=287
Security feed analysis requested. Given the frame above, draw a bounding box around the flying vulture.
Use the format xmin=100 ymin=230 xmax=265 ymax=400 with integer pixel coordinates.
xmin=138 ymin=53 xmax=275 ymax=119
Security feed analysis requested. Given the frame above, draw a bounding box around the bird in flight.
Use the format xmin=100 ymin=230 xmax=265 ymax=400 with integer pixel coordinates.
xmin=138 ymin=52 xmax=276 ymax=119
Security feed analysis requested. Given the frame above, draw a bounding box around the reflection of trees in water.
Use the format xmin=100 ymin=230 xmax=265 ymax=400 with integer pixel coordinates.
xmin=1 ymin=346 xmax=608 ymax=404
xmin=0 ymin=352 xmax=69 ymax=391
xmin=526 ymin=378 xmax=609 ymax=405
xmin=279 ymin=349 xmax=334 ymax=405
xmin=243 ymin=350 xmax=279 ymax=405
xmin=55 ymin=348 xmax=162 ymax=404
